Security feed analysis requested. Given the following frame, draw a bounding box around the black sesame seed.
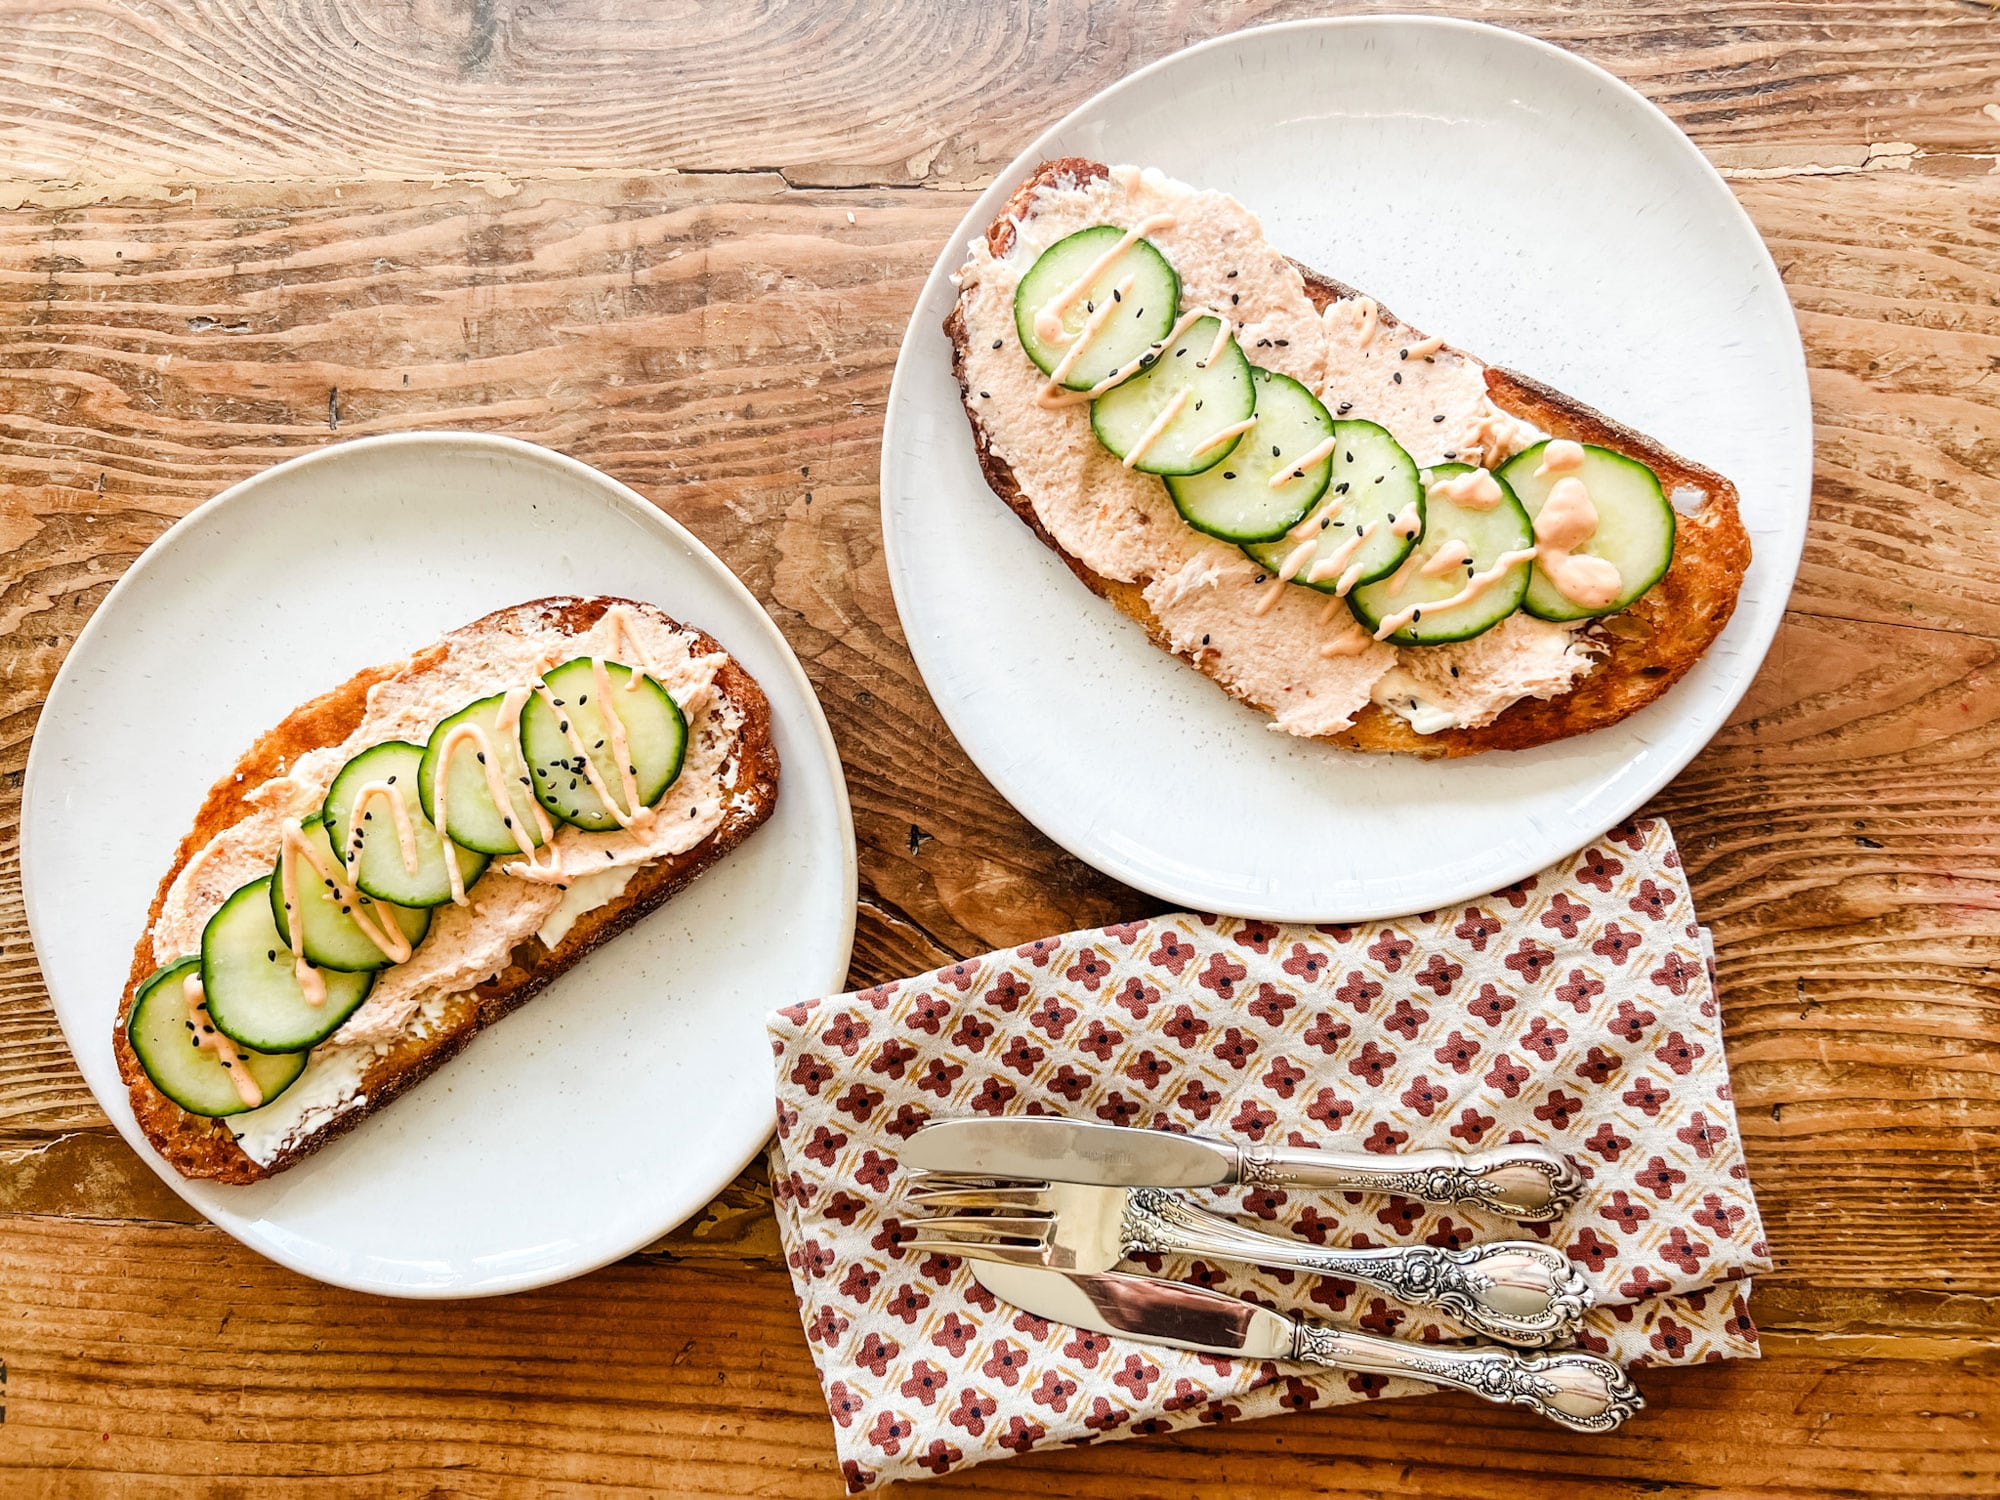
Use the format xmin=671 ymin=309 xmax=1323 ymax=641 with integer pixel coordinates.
xmin=1275 ymin=339 xmax=1288 ymax=347
xmin=387 ymin=774 xmax=397 ymax=784
xmin=1337 ymin=402 xmax=1352 ymax=414
xmin=1227 ymin=269 xmax=1238 ymax=278
xmin=1433 ymin=414 xmax=1445 ymax=423
xmin=1112 ymin=288 xmax=1122 ymax=302
xmin=1393 ymin=372 xmax=1403 ymax=384
xmin=1272 ymin=444 xmax=1280 ymax=458
xmin=476 ymin=751 xmax=486 ymax=764
xmin=579 ymin=693 xmax=588 ymax=705
xmin=1450 ymin=665 xmax=1460 ymax=677
xmin=1223 ymin=472 xmax=1236 ymax=480
xmin=1201 ymin=633 xmax=1211 ymax=645
xmin=1443 ymin=450 xmax=1458 ymax=459
xmin=267 ymin=950 xmax=276 ymax=962
xmin=1399 ymin=348 xmax=1409 ymax=360
xmin=992 ymin=338 xmax=1003 ymax=349
xmin=1335 ymin=481 xmax=1349 ymax=494
xmin=980 ymin=391 xmax=991 ymax=399
xmin=1231 ymin=293 xmax=1239 ymax=305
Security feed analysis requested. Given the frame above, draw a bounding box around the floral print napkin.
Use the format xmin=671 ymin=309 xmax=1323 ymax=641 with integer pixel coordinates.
xmin=768 ymin=819 xmax=1769 ymax=1491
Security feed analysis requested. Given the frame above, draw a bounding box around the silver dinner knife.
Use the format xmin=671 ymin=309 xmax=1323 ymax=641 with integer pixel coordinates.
xmin=969 ymin=1259 xmax=1642 ymax=1433
xmin=906 ymin=1117 xmax=1582 ymax=1222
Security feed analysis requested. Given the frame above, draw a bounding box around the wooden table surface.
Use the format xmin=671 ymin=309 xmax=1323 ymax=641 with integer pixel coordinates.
xmin=2 ymin=2 xmax=1997 ymax=1494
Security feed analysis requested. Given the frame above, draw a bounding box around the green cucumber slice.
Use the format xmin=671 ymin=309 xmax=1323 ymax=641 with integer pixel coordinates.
xmin=1090 ymin=316 xmax=1255 ymax=476
xmin=127 ymin=956 xmax=307 ymax=1118
xmin=1348 ymin=463 xmax=1535 ymax=645
xmin=268 ymin=815 xmax=429 ymax=973
xmin=1013 ymin=226 xmax=1180 ymax=391
xmin=1241 ymin=420 xmax=1423 ymax=593
xmin=325 ymin=741 xmax=489 ymax=907
xmin=418 ymin=693 xmax=554 ymax=855
xmin=202 ymin=877 xmax=373 ymax=1053
xmin=518 ymin=658 xmax=688 ymax=832
xmin=1498 ymin=441 xmax=1675 ymax=621
xmin=1164 ymin=368 xmax=1335 ymax=543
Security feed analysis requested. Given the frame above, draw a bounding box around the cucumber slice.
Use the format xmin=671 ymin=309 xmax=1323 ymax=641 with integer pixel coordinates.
xmin=419 ymin=693 xmax=553 ymax=855
xmin=1013 ymin=226 xmax=1180 ymax=391
xmin=1164 ymin=368 xmax=1335 ymax=543
xmin=325 ymin=741 xmax=489 ymax=907
xmin=268 ymin=815 xmax=429 ymax=973
xmin=1348 ymin=463 xmax=1535 ymax=645
xmin=519 ymin=658 xmax=688 ymax=831
xmin=127 ymin=956 xmax=306 ymax=1118
xmin=1241 ymin=420 xmax=1423 ymax=593
xmin=1090 ymin=316 xmax=1255 ymax=477
xmin=203 ymin=877 xmax=374 ymax=1053
xmin=1498 ymin=441 xmax=1675 ymax=621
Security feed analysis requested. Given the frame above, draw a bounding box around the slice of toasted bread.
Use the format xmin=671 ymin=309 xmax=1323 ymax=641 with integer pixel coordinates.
xmin=112 ymin=596 xmax=780 ymax=1183
xmin=947 ymin=158 xmax=1751 ymax=756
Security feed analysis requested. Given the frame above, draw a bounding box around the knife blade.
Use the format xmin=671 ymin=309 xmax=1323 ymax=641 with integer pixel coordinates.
xmin=967 ymin=1259 xmax=1644 ymax=1433
xmin=903 ymin=1116 xmax=1240 ymax=1187
xmin=969 ymin=1258 xmax=1294 ymax=1360
xmin=903 ymin=1116 xmax=1582 ymax=1221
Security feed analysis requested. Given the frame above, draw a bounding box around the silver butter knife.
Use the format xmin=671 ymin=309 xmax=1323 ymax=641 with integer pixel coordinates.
xmin=905 ymin=1117 xmax=1583 ymax=1223
xmin=970 ymin=1259 xmax=1641 ymax=1434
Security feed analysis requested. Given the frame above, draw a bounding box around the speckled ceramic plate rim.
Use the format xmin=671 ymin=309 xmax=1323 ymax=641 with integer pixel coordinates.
xmin=879 ymin=16 xmax=1810 ymax=920
xmin=23 ymin=432 xmax=856 ymax=1297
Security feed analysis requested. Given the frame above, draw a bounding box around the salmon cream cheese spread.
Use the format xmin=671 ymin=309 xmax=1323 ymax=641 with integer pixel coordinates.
xmin=953 ymin=164 xmax=1600 ymax=737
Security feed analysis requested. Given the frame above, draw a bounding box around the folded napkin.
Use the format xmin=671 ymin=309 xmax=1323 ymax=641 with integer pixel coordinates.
xmin=769 ymin=818 xmax=1769 ymax=1492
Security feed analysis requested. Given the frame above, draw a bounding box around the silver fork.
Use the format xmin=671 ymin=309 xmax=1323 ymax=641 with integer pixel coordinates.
xmin=906 ymin=1176 xmax=1592 ymax=1348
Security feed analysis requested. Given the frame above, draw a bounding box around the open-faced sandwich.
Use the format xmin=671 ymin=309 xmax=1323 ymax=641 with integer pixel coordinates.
xmin=116 ymin=596 xmax=778 ymax=1182
xmin=947 ymin=160 xmax=1752 ymax=755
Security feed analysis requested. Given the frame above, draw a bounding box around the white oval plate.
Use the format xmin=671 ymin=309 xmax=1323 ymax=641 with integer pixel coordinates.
xmin=881 ymin=17 xmax=1809 ymax=920
xmin=23 ymin=433 xmax=855 ymax=1297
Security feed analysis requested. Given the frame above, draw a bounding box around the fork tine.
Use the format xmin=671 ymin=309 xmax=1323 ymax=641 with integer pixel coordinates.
xmin=904 ymin=1171 xmax=1053 ymax=1192
xmin=903 ymin=1239 xmax=1052 ymax=1268
xmin=904 ymin=1183 xmax=1059 ymax=1210
xmin=905 ymin=1213 xmax=1055 ymax=1245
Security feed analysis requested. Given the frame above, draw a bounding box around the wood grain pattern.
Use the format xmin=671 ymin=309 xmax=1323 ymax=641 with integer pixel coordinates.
xmin=1 ymin=1 xmax=1996 ymax=1494
xmin=0 ymin=0 xmax=1996 ymax=186
xmin=1 ymin=1217 xmax=1996 ymax=1499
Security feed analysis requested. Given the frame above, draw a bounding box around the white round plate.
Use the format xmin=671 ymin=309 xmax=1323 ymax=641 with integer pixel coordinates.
xmin=881 ymin=17 xmax=1809 ymax=920
xmin=23 ymin=433 xmax=855 ymax=1297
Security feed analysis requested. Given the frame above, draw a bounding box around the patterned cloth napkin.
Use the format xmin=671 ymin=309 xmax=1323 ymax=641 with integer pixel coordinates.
xmin=768 ymin=819 xmax=1769 ymax=1492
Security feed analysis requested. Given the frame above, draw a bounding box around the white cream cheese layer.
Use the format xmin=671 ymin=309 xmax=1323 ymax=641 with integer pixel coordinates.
xmin=154 ymin=604 xmax=742 ymax=1165
xmin=955 ymin=164 xmax=1596 ymax=736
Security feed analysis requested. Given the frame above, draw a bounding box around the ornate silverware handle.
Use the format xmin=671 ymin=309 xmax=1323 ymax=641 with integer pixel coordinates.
xmin=1125 ymin=1189 xmax=1591 ymax=1347
xmin=1238 ymin=1142 xmax=1583 ymax=1222
xmin=1290 ymin=1321 xmax=1643 ymax=1433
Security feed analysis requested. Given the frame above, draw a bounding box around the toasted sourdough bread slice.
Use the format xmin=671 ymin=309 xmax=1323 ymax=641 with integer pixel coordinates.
xmin=113 ymin=595 xmax=779 ymax=1183
xmin=946 ymin=159 xmax=1752 ymax=756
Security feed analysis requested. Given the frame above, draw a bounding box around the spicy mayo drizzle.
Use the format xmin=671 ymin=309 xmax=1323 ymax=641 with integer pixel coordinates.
xmin=1369 ymin=548 xmax=1540 ymax=640
xmin=1032 ymin=212 xmax=1177 ymax=346
xmin=1533 ymin=477 xmax=1623 ymax=609
xmin=277 ymin=816 xmax=414 ymax=1004
xmin=183 ymin=971 xmax=262 ymax=1108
